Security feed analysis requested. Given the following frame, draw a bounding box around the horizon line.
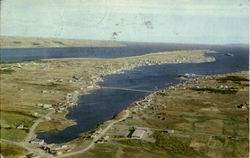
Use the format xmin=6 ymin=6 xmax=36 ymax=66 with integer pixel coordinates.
xmin=1 ymin=35 xmax=249 ymax=46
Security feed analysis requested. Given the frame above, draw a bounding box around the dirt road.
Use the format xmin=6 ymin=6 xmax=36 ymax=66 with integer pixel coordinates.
xmin=57 ymin=110 xmax=130 ymax=158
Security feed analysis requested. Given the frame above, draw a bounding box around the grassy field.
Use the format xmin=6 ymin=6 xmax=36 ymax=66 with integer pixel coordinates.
xmin=0 ymin=49 xmax=214 ymax=141
xmin=69 ymin=144 xmax=118 ymax=158
xmin=0 ymin=49 xmax=214 ymax=157
xmin=0 ymin=141 xmax=28 ymax=158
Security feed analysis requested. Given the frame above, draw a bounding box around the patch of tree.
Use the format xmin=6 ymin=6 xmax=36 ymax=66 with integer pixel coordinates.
xmin=0 ymin=69 xmax=15 ymax=74
xmin=191 ymin=87 xmax=238 ymax=94
xmin=53 ymin=41 xmax=65 ymax=45
xmin=13 ymin=41 xmax=22 ymax=44
xmin=32 ymin=42 xmax=40 ymax=45
xmin=217 ymin=76 xmax=249 ymax=82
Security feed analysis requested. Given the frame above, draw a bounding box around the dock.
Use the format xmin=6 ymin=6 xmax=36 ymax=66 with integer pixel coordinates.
xmin=100 ymin=86 xmax=154 ymax=93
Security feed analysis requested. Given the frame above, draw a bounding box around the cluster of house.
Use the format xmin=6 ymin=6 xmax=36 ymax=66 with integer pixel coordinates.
xmin=29 ymin=138 xmax=69 ymax=156
xmin=178 ymin=73 xmax=197 ymax=78
xmin=91 ymin=128 xmax=103 ymax=139
xmin=36 ymin=91 xmax=77 ymax=113
xmin=37 ymin=103 xmax=53 ymax=110
xmin=94 ymin=136 xmax=110 ymax=144
xmin=63 ymin=93 xmax=75 ymax=106
xmin=217 ymin=85 xmax=229 ymax=89
xmin=130 ymin=97 xmax=152 ymax=114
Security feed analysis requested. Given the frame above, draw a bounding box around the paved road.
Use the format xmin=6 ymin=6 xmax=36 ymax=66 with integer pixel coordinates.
xmin=57 ymin=110 xmax=130 ymax=158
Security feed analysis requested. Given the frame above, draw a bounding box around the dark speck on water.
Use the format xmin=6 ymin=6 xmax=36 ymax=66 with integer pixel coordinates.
xmin=2 ymin=43 xmax=247 ymax=144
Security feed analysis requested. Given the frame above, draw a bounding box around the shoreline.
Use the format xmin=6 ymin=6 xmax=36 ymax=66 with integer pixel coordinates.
xmin=0 ymin=49 xmax=217 ymax=157
xmin=43 ymin=49 xmax=216 ymax=130
xmin=55 ymin=70 xmax=249 ymax=158
xmin=1 ymin=66 xmax=248 ymax=158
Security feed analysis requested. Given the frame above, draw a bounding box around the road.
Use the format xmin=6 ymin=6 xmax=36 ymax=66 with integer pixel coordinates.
xmin=1 ymin=109 xmax=129 ymax=158
xmin=1 ymin=110 xmax=55 ymax=158
xmin=25 ymin=110 xmax=55 ymax=143
xmin=0 ymin=139 xmax=48 ymax=157
xmin=57 ymin=110 xmax=130 ymax=158
xmin=1 ymin=110 xmax=56 ymax=158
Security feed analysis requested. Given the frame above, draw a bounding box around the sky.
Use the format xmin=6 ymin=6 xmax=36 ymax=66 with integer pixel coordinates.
xmin=0 ymin=0 xmax=249 ymax=44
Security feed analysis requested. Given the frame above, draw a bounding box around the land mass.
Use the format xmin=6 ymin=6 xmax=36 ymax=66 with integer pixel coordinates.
xmin=1 ymin=49 xmax=249 ymax=158
xmin=0 ymin=49 xmax=215 ymax=158
xmin=64 ymin=71 xmax=249 ymax=158
xmin=0 ymin=36 xmax=125 ymax=48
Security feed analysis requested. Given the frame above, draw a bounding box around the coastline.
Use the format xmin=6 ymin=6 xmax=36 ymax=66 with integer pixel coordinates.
xmin=57 ymin=71 xmax=249 ymax=158
xmin=1 ymin=61 xmax=248 ymax=158
xmin=43 ymin=49 xmax=216 ymax=131
xmin=0 ymin=49 xmax=217 ymax=157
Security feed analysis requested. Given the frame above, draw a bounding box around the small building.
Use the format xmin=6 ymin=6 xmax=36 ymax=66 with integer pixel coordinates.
xmin=29 ymin=138 xmax=44 ymax=145
xmin=166 ymin=130 xmax=175 ymax=134
xmin=33 ymin=112 xmax=39 ymax=117
xmin=131 ymin=129 xmax=146 ymax=139
xmin=43 ymin=104 xmax=52 ymax=109
xmin=52 ymin=144 xmax=68 ymax=150
xmin=37 ymin=103 xmax=43 ymax=107
xmin=50 ymin=150 xmax=63 ymax=156
xmin=16 ymin=124 xmax=24 ymax=129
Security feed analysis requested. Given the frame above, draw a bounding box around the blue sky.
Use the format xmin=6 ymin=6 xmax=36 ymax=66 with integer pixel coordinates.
xmin=0 ymin=0 xmax=249 ymax=44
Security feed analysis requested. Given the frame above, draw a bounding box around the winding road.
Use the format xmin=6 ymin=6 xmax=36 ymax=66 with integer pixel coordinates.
xmin=1 ymin=108 xmax=129 ymax=158
xmin=25 ymin=110 xmax=54 ymax=143
xmin=1 ymin=110 xmax=56 ymax=158
xmin=57 ymin=110 xmax=130 ymax=158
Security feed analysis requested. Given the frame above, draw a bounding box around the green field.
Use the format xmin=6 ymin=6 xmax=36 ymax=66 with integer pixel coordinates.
xmin=103 ymin=72 xmax=249 ymax=158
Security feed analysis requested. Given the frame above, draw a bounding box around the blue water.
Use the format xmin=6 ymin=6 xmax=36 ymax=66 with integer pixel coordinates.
xmin=36 ymin=45 xmax=249 ymax=143
xmin=0 ymin=43 xmax=228 ymax=62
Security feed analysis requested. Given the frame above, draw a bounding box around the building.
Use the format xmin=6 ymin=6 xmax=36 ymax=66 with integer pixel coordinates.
xmin=29 ymin=138 xmax=44 ymax=145
xmin=131 ymin=129 xmax=146 ymax=139
xmin=166 ymin=130 xmax=174 ymax=134
xmin=16 ymin=124 xmax=24 ymax=129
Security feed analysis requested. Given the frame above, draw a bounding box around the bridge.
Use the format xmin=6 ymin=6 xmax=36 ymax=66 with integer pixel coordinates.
xmin=100 ymin=86 xmax=154 ymax=93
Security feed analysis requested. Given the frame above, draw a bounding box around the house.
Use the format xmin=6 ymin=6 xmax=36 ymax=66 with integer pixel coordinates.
xmin=16 ymin=124 xmax=24 ymax=129
xmin=29 ymin=138 xmax=44 ymax=145
xmin=49 ymin=150 xmax=63 ymax=156
xmin=52 ymin=144 xmax=68 ymax=150
xmin=37 ymin=103 xmax=43 ymax=107
xmin=43 ymin=104 xmax=52 ymax=109
xmin=131 ymin=129 xmax=146 ymax=139
xmin=166 ymin=130 xmax=175 ymax=134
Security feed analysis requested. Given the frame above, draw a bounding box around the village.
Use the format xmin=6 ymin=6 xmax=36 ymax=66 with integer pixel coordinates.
xmin=19 ymin=72 xmax=248 ymax=158
xmin=1 ymin=50 xmax=248 ymax=158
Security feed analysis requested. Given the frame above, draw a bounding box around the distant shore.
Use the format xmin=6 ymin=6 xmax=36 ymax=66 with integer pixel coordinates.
xmin=0 ymin=36 xmax=125 ymax=48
